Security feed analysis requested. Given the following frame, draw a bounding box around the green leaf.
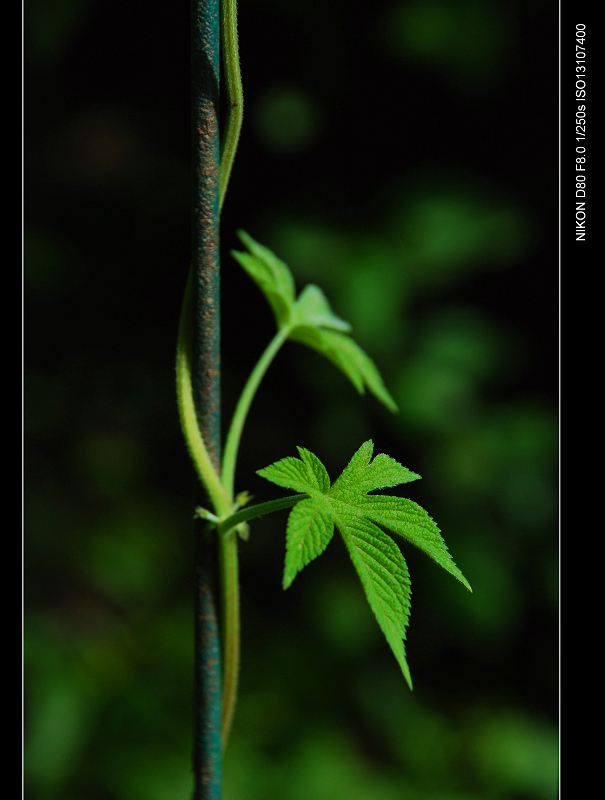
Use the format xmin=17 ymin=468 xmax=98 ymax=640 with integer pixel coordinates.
xmin=289 ymin=327 xmax=398 ymax=412
xmin=256 ymin=446 xmax=331 ymax=495
xmin=291 ymin=284 xmax=351 ymax=332
xmin=231 ymin=231 xmax=398 ymax=412
xmin=283 ymin=498 xmax=335 ymax=589
xmin=360 ymin=495 xmax=471 ymax=590
xmin=231 ymin=230 xmax=296 ymax=328
xmin=341 ymin=516 xmax=412 ymax=688
xmin=258 ymin=440 xmax=472 ymax=689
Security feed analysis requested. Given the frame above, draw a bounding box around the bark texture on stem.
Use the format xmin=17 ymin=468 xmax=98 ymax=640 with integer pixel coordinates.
xmin=191 ymin=1 xmax=222 ymax=797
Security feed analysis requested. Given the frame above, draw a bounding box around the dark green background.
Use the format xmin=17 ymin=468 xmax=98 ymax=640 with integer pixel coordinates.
xmin=24 ymin=1 xmax=558 ymax=798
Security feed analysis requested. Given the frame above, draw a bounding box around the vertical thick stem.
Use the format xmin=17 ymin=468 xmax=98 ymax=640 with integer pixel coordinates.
xmin=191 ymin=0 xmax=222 ymax=796
xmin=191 ymin=0 xmax=221 ymax=464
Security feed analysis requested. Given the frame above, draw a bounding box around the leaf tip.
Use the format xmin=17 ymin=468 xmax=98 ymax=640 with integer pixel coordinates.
xmin=456 ymin=569 xmax=472 ymax=593
xmin=282 ymin=566 xmax=297 ymax=590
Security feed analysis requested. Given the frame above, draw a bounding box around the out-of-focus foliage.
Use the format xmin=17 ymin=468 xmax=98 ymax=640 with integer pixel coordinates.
xmin=24 ymin=0 xmax=557 ymax=798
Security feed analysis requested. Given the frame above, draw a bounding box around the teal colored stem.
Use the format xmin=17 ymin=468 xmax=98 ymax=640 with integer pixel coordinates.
xmin=221 ymin=326 xmax=291 ymax=500
xmin=217 ymin=494 xmax=306 ymax=536
xmin=190 ymin=0 xmax=222 ymax=793
xmin=194 ymin=532 xmax=222 ymax=800
xmin=184 ymin=0 xmax=246 ymax=768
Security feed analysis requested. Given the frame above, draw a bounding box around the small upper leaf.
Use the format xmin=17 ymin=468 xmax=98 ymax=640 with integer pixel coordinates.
xmin=231 ymin=230 xmax=296 ymax=328
xmin=231 ymin=231 xmax=397 ymax=412
xmin=291 ymin=284 xmax=351 ymax=332
xmin=258 ymin=440 xmax=472 ymax=689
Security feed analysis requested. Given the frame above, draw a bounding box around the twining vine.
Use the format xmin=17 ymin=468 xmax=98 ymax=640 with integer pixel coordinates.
xmin=181 ymin=0 xmax=472 ymax=768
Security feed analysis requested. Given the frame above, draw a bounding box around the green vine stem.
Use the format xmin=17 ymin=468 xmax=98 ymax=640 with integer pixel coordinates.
xmin=215 ymin=0 xmax=245 ymax=754
xmin=221 ymin=326 xmax=290 ymax=500
xmin=215 ymin=495 xmax=305 ymax=537
xmin=217 ymin=325 xmax=291 ymax=749
xmin=176 ymin=269 xmax=231 ymax=519
xmin=218 ymin=528 xmax=240 ymax=750
xmin=183 ymin=0 xmax=253 ymax=759
xmin=218 ymin=0 xmax=243 ymax=211
xmin=217 ymin=493 xmax=305 ymax=748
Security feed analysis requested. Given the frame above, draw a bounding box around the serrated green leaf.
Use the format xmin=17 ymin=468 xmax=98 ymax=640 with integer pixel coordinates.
xmin=232 ymin=232 xmax=397 ymax=413
xmin=258 ymin=440 xmax=472 ymax=687
xmin=257 ymin=446 xmax=330 ymax=494
xmin=331 ymin=440 xmax=420 ymax=496
xmin=283 ymin=498 xmax=334 ymax=589
xmin=339 ymin=515 xmax=412 ymax=689
xmin=360 ymin=495 xmax=472 ymax=591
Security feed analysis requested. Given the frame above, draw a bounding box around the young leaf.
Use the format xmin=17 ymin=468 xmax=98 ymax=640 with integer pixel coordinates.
xmin=231 ymin=231 xmax=398 ymax=412
xmin=257 ymin=440 xmax=472 ymax=688
xmin=289 ymin=327 xmax=398 ymax=412
xmin=231 ymin=230 xmax=296 ymax=328
xmin=291 ymin=284 xmax=351 ymax=332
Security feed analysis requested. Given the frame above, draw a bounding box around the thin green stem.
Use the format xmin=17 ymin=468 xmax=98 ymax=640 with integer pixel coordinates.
xmin=221 ymin=326 xmax=291 ymax=501
xmin=217 ymin=494 xmax=306 ymax=536
xmin=218 ymin=493 xmax=306 ymax=749
xmin=219 ymin=530 xmax=239 ymax=751
xmin=215 ymin=0 xmax=244 ymax=754
xmin=219 ymin=0 xmax=243 ymax=212
xmin=217 ymin=324 xmax=290 ymax=751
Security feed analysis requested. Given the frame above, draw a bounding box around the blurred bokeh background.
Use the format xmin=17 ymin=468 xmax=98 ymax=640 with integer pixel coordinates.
xmin=24 ymin=0 xmax=558 ymax=798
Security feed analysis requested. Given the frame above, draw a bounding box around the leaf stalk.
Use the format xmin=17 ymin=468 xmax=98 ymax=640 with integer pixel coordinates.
xmin=221 ymin=325 xmax=291 ymax=500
